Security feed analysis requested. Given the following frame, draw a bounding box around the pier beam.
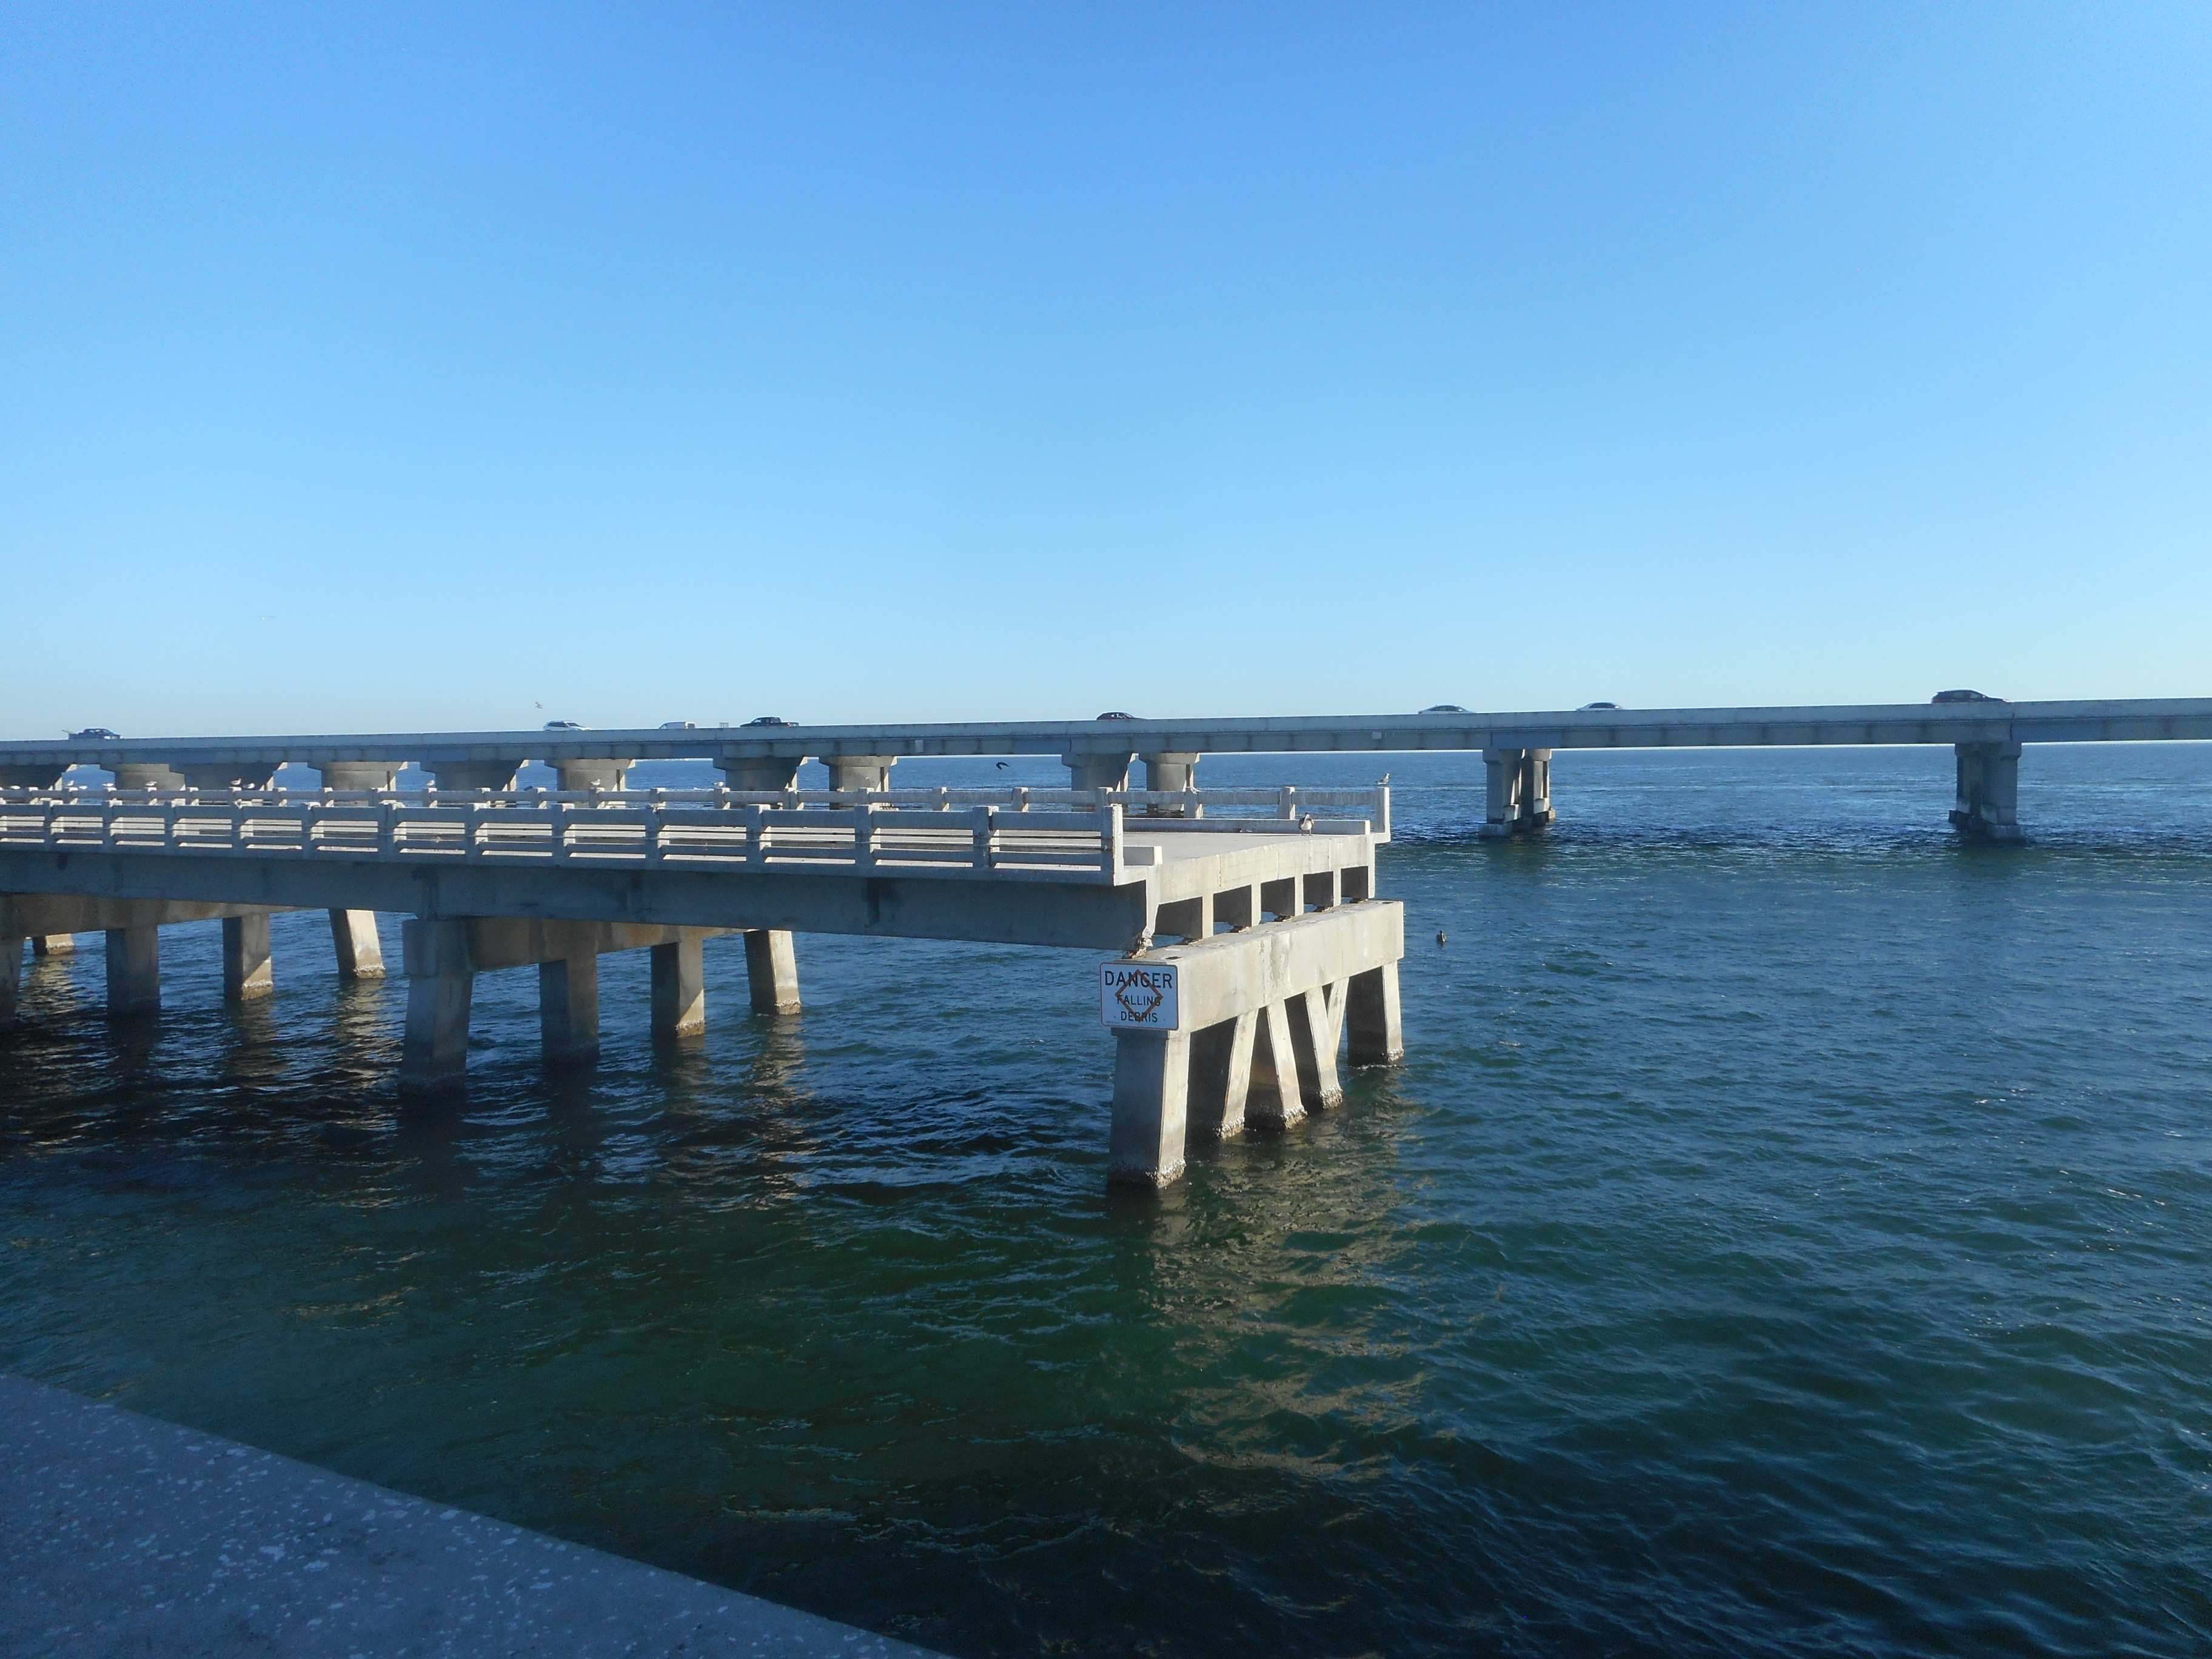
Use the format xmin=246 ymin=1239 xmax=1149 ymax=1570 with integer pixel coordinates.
xmin=329 ymin=911 xmax=386 ymax=979
xmin=1 ymin=937 xmax=19 ymax=1031
xmin=1062 ymin=751 xmax=1133 ymax=793
xmin=1951 ymin=742 xmax=2025 ymax=844
xmin=826 ymin=756 xmax=898 ymax=793
xmin=1346 ymin=962 xmax=1404 ymax=1066
xmin=1109 ymin=1028 xmax=1190 ymax=1187
xmin=221 ymin=913 xmax=274 ymax=1003
xmin=104 ymin=925 xmax=161 ymax=1016
xmin=744 ymin=930 xmax=801 ymax=1014
xmin=537 ymin=953 xmax=600 ymax=1065
xmin=650 ymin=931 xmax=708 ymax=1036
xmin=400 ymin=920 xmax=474 ymax=1091
xmin=1481 ymin=748 xmax=1555 ymax=837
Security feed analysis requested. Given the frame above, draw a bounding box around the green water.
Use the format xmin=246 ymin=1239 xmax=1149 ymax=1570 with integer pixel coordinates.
xmin=4 ymin=746 xmax=2211 ymax=1655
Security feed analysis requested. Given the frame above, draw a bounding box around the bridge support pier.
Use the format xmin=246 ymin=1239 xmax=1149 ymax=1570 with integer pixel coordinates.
xmin=1951 ymin=742 xmax=2025 ymax=843
xmin=555 ymin=759 xmax=632 ymax=792
xmin=313 ymin=762 xmax=401 ymax=791
xmin=1110 ymin=1029 xmax=1191 ymax=1187
xmin=538 ymin=952 xmax=600 ymax=1065
xmin=1481 ymin=748 xmax=1555 ymax=837
xmin=1 ymin=938 xmax=19 ymax=1031
xmin=826 ymin=756 xmax=898 ymax=793
xmin=329 ymin=911 xmax=385 ymax=979
xmin=717 ymin=758 xmax=803 ymax=792
xmin=33 ymin=934 xmax=74 ymax=957
xmin=651 ymin=931 xmax=708 ymax=1037
xmin=1063 ymin=751 xmax=1133 ymax=793
xmin=744 ymin=930 xmax=801 ymax=1014
xmin=221 ymin=913 xmax=274 ymax=1003
xmin=424 ymin=762 xmax=520 ymax=792
xmin=104 ymin=925 xmax=161 ymax=1017
xmin=400 ymin=920 xmax=474 ymax=1091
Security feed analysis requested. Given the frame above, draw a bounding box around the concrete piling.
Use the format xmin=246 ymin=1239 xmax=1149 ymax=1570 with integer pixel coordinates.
xmin=650 ymin=932 xmax=708 ymax=1037
xmin=1 ymin=937 xmax=19 ymax=1031
xmin=1481 ymin=748 xmax=1555 ymax=837
xmin=104 ymin=925 xmax=160 ymax=1017
xmin=221 ymin=913 xmax=275 ymax=1003
xmin=1951 ymin=742 xmax=2025 ymax=843
xmin=744 ymin=930 xmax=801 ymax=1014
xmin=1108 ymin=1028 xmax=1191 ymax=1187
xmin=537 ymin=953 xmax=600 ymax=1064
xmin=399 ymin=920 xmax=474 ymax=1091
xmin=32 ymin=934 xmax=75 ymax=957
xmin=1346 ymin=963 xmax=1404 ymax=1065
xmin=328 ymin=910 xmax=385 ymax=979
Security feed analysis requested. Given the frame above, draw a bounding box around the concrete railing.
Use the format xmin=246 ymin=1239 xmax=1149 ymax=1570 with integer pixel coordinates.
xmin=0 ymin=786 xmax=1390 ymax=882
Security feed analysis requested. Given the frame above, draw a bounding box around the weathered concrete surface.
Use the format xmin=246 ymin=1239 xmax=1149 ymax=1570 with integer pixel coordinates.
xmin=0 ymin=1374 xmax=943 ymax=1658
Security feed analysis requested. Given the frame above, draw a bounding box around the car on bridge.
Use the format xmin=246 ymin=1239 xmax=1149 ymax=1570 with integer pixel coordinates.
xmin=1932 ymin=689 xmax=2003 ymax=703
xmin=69 ymin=727 xmax=120 ymax=740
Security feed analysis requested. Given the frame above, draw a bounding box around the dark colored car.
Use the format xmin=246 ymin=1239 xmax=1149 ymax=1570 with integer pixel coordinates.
xmin=745 ymin=716 xmax=794 ymax=728
xmin=1579 ymin=702 xmax=1620 ymax=711
xmin=1422 ymin=704 xmax=1468 ymax=714
xmin=543 ymin=720 xmax=585 ymax=730
xmin=1932 ymin=689 xmax=2002 ymax=703
xmin=69 ymin=728 xmax=120 ymax=740
xmin=1095 ymin=711 xmax=1138 ymax=721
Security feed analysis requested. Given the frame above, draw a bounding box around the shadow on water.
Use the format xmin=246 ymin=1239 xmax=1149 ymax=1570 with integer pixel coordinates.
xmin=4 ymin=748 xmax=2212 ymax=1655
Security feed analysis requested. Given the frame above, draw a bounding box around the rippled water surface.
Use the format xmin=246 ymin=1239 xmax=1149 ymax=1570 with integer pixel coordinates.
xmin=5 ymin=746 xmax=2211 ymax=1656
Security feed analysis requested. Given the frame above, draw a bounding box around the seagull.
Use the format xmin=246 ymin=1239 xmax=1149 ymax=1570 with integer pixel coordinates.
xmin=996 ymin=761 xmax=1010 ymax=770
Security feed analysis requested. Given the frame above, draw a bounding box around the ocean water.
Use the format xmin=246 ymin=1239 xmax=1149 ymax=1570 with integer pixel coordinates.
xmin=3 ymin=745 xmax=2210 ymax=1657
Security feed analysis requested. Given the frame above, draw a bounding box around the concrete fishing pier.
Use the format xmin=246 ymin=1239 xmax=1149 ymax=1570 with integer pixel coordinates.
xmin=0 ymin=780 xmax=1404 ymax=1187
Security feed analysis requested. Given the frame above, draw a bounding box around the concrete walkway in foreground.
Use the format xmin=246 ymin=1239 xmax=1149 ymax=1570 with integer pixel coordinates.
xmin=0 ymin=1374 xmax=945 ymax=1658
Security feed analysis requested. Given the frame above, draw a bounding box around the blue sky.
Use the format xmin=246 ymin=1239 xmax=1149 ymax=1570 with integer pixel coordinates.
xmin=4 ymin=4 xmax=2207 ymax=735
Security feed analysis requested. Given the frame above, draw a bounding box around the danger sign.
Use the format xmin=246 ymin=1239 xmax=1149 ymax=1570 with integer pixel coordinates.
xmin=1101 ymin=962 xmax=1180 ymax=1030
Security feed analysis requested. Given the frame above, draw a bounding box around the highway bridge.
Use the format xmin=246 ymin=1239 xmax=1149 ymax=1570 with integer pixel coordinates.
xmin=4 ymin=695 xmax=2209 ymax=841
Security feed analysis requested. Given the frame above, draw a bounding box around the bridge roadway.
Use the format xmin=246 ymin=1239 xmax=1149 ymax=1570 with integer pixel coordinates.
xmin=0 ymin=787 xmax=1407 ymax=1188
xmin=5 ymin=695 xmax=2208 ymax=841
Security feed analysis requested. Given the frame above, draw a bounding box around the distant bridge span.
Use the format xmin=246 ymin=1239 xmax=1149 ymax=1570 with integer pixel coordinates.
xmin=5 ymin=696 xmax=2211 ymax=842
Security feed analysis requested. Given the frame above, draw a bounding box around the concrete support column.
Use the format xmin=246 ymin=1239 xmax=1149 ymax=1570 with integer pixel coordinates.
xmin=1108 ymin=1028 xmax=1191 ymax=1187
xmin=716 ymin=757 xmax=805 ymax=793
xmin=554 ymin=760 xmax=632 ymax=792
xmin=314 ymin=762 xmax=401 ymax=791
xmin=825 ymin=755 xmax=898 ymax=793
xmin=744 ymin=930 xmax=801 ymax=1014
xmin=104 ymin=925 xmax=161 ymax=1016
xmin=1140 ymin=751 xmax=1200 ymax=793
xmin=538 ymin=953 xmax=601 ymax=1065
xmin=329 ymin=911 xmax=386 ymax=979
xmin=1 ymin=937 xmax=19 ymax=1032
xmin=1188 ymin=1011 xmax=1258 ymax=1138
xmin=0 ymin=766 xmax=69 ymax=788
xmin=1481 ymin=748 xmax=1555 ymax=837
xmin=181 ymin=764 xmax=279 ymax=791
xmin=32 ymin=934 xmax=75 ymax=957
xmin=1951 ymin=742 xmax=2025 ymax=843
xmin=112 ymin=764 xmax=186 ymax=791
xmin=1245 ymin=1000 xmax=1306 ymax=1129
xmin=651 ymin=931 xmax=708 ymax=1037
xmin=400 ymin=919 xmax=474 ymax=1091
xmin=221 ymin=912 xmax=275 ymax=1003
xmin=1346 ymin=962 xmax=1404 ymax=1066
xmin=1061 ymin=751 xmax=1133 ymax=793
xmin=423 ymin=762 xmax=519 ymax=792
xmin=1286 ymin=986 xmax=1344 ymax=1111
xmin=1215 ymin=884 xmax=1259 ymax=932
